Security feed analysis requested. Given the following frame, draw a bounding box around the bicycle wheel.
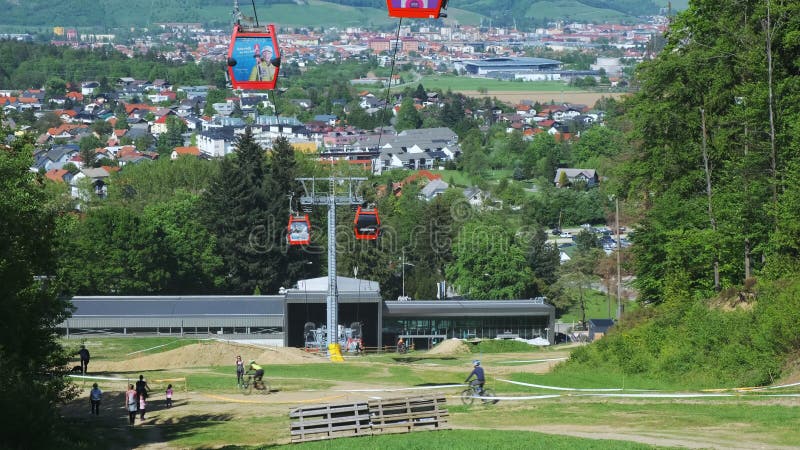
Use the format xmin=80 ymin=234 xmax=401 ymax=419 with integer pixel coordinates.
xmin=241 ymin=380 xmax=252 ymax=395
xmin=481 ymin=388 xmax=498 ymax=405
xmin=460 ymin=389 xmax=475 ymax=406
xmin=258 ymin=381 xmax=271 ymax=395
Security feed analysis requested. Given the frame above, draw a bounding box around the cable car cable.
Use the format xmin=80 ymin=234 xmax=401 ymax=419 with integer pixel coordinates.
xmin=376 ymin=17 xmax=404 ymax=150
xmin=249 ymin=0 xmax=260 ymax=27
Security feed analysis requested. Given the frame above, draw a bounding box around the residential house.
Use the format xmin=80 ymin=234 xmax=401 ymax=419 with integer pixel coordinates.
xmin=419 ymin=178 xmax=449 ymax=201
xmin=198 ymin=127 xmax=236 ymax=158
xmin=554 ymin=168 xmax=599 ymax=187
xmin=32 ymin=145 xmax=80 ymax=171
xmin=170 ymin=146 xmax=201 ymax=160
xmin=45 ymin=168 xmax=73 ymax=183
xmin=313 ymin=114 xmax=338 ymax=126
xmin=80 ymin=81 xmax=100 ymax=96
xmin=71 ymin=167 xmax=110 ymax=198
xmin=373 ymin=127 xmax=460 ymax=174
xmin=463 ymin=187 xmax=488 ymax=207
xmin=151 ymin=110 xmax=184 ymax=135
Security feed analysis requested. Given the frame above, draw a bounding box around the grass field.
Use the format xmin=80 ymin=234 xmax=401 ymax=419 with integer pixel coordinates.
xmin=415 ymin=76 xmax=582 ymax=93
xmin=291 ymin=430 xmax=663 ymax=449
xmin=437 ymin=169 xmax=512 ymax=187
xmin=559 ymin=289 xmax=616 ymax=323
xmin=60 ymin=336 xmax=800 ymax=449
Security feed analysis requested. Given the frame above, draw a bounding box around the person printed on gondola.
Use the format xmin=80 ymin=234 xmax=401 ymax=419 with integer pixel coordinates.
xmin=249 ymin=45 xmax=276 ymax=82
xmin=290 ymin=222 xmax=309 ymax=242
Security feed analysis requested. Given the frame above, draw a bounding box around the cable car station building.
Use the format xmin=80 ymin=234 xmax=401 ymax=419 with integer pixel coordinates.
xmin=61 ymin=277 xmax=555 ymax=349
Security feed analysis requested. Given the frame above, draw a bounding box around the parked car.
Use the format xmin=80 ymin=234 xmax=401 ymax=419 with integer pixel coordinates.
xmin=559 ymin=232 xmax=572 ymax=238
xmin=551 ymin=228 xmax=562 ymax=236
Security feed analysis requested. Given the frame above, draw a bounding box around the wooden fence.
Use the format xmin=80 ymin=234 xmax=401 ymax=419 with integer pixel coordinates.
xmin=369 ymin=395 xmax=449 ymax=435
xmin=290 ymin=394 xmax=448 ymax=443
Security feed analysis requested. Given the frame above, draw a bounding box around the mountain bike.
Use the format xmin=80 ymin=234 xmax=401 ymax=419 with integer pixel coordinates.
xmin=239 ymin=375 xmax=270 ymax=395
xmin=460 ymin=382 xmax=498 ymax=406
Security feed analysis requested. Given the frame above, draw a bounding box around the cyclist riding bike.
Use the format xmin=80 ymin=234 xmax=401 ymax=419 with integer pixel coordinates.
xmin=464 ymin=360 xmax=485 ymax=395
xmin=246 ymin=360 xmax=264 ymax=388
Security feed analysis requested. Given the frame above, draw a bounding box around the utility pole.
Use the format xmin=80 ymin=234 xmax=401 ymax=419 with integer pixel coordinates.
xmin=298 ymin=176 xmax=365 ymax=362
xmin=616 ymin=196 xmax=622 ymax=320
xmin=402 ymin=249 xmax=406 ymax=299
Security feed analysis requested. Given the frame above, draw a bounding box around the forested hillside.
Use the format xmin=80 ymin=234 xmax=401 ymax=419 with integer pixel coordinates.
xmin=565 ymin=0 xmax=800 ymax=386
xmin=0 ymin=0 xmax=665 ymax=29
xmin=0 ymin=42 xmax=224 ymax=90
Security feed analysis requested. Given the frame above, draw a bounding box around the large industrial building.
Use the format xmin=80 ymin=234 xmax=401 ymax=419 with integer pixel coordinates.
xmin=458 ymin=57 xmax=562 ymax=76
xmin=60 ymin=277 xmax=556 ymax=349
xmin=455 ymin=56 xmax=599 ymax=82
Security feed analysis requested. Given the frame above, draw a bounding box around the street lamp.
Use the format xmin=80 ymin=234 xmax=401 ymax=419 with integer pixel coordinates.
xmin=400 ymin=250 xmax=414 ymax=301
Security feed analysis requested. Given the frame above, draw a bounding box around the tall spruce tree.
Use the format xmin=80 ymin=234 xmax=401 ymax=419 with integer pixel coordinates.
xmin=202 ymin=127 xmax=274 ymax=294
xmin=266 ymin=136 xmax=316 ymax=288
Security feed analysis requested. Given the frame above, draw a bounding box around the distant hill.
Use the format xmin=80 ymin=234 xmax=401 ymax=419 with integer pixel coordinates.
xmin=0 ymin=0 xmax=674 ymax=30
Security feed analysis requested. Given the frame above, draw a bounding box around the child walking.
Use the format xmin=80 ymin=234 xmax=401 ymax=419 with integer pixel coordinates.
xmin=165 ymin=384 xmax=173 ymax=407
xmin=125 ymin=384 xmax=137 ymax=425
xmin=139 ymin=394 xmax=147 ymax=420
xmin=90 ymin=383 xmax=102 ymax=415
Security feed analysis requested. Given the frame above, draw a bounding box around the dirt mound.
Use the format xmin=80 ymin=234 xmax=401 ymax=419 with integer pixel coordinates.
xmin=426 ymin=338 xmax=470 ymax=356
xmin=95 ymin=341 xmax=321 ymax=372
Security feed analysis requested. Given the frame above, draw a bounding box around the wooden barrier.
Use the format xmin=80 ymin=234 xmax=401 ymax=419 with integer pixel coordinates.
xmin=289 ymin=394 xmax=448 ymax=443
xmin=368 ymin=395 xmax=449 ymax=434
xmin=290 ymin=402 xmax=371 ymax=443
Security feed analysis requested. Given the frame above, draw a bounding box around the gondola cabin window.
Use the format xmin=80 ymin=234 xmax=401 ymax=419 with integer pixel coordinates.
xmin=353 ymin=206 xmax=380 ymax=240
xmin=227 ymin=24 xmax=281 ymax=91
xmin=287 ymin=214 xmax=311 ymax=246
xmin=386 ymin=0 xmax=447 ymax=19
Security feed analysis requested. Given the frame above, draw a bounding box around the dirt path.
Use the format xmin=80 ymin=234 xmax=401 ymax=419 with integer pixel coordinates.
xmin=72 ymin=382 xmax=796 ymax=450
xmin=458 ymin=90 xmax=627 ymax=107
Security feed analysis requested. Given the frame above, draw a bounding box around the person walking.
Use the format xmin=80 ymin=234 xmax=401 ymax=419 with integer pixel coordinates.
xmin=235 ymin=355 xmax=245 ymax=387
xmin=135 ymin=375 xmax=151 ymax=401
xmin=138 ymin=394 xmax=147 ymax=420
xmin=125 ymin=384 xmax=137 ymax=425
xmin=78 ymin=345 xmax=90 ymax=374
xmin=89 ymin=383 xmax=102 ymax=415
xmin=165 ymin=384 xmax=173 ymax=408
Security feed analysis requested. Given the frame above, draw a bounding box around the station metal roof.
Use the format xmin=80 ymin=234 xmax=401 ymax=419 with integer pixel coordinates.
xmin=383 ymin=300 xmax=554 ymax=317
xmin=68 ymin=295 xmax=285 ymax=317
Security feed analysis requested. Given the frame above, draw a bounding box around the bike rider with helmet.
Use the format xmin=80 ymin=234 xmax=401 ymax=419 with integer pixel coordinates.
xmin=246 ymin=360 xmax=264 ymax=387
xmin=465 ymin=359 xmax=485 ymax=394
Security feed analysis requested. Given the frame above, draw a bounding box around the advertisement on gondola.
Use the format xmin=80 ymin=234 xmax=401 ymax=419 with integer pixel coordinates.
xmin=227 ymin=24 xmax=280 ymax=90
xmin=230 ymin=38 xmax=277 ymax=83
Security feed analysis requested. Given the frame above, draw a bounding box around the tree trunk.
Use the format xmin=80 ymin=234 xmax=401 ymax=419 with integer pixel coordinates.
xmin=700 ymin=108 xmax=720 ymax=291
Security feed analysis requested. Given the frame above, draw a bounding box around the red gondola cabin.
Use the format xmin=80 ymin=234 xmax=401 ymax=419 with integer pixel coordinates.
xmin=353 ymin=206 xmax=380 ymax=240
xmin=287 ymin=214 xmax=311 ymax=246
xmin=386 ymin=0 xmax=448 ymax=19
xmin=227 ymin=23 xmax=281 ymax=91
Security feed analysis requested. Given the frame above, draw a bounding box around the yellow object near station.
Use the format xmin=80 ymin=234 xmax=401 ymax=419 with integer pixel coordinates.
xmin=328 ymin=343 xmax=344 ymax=362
